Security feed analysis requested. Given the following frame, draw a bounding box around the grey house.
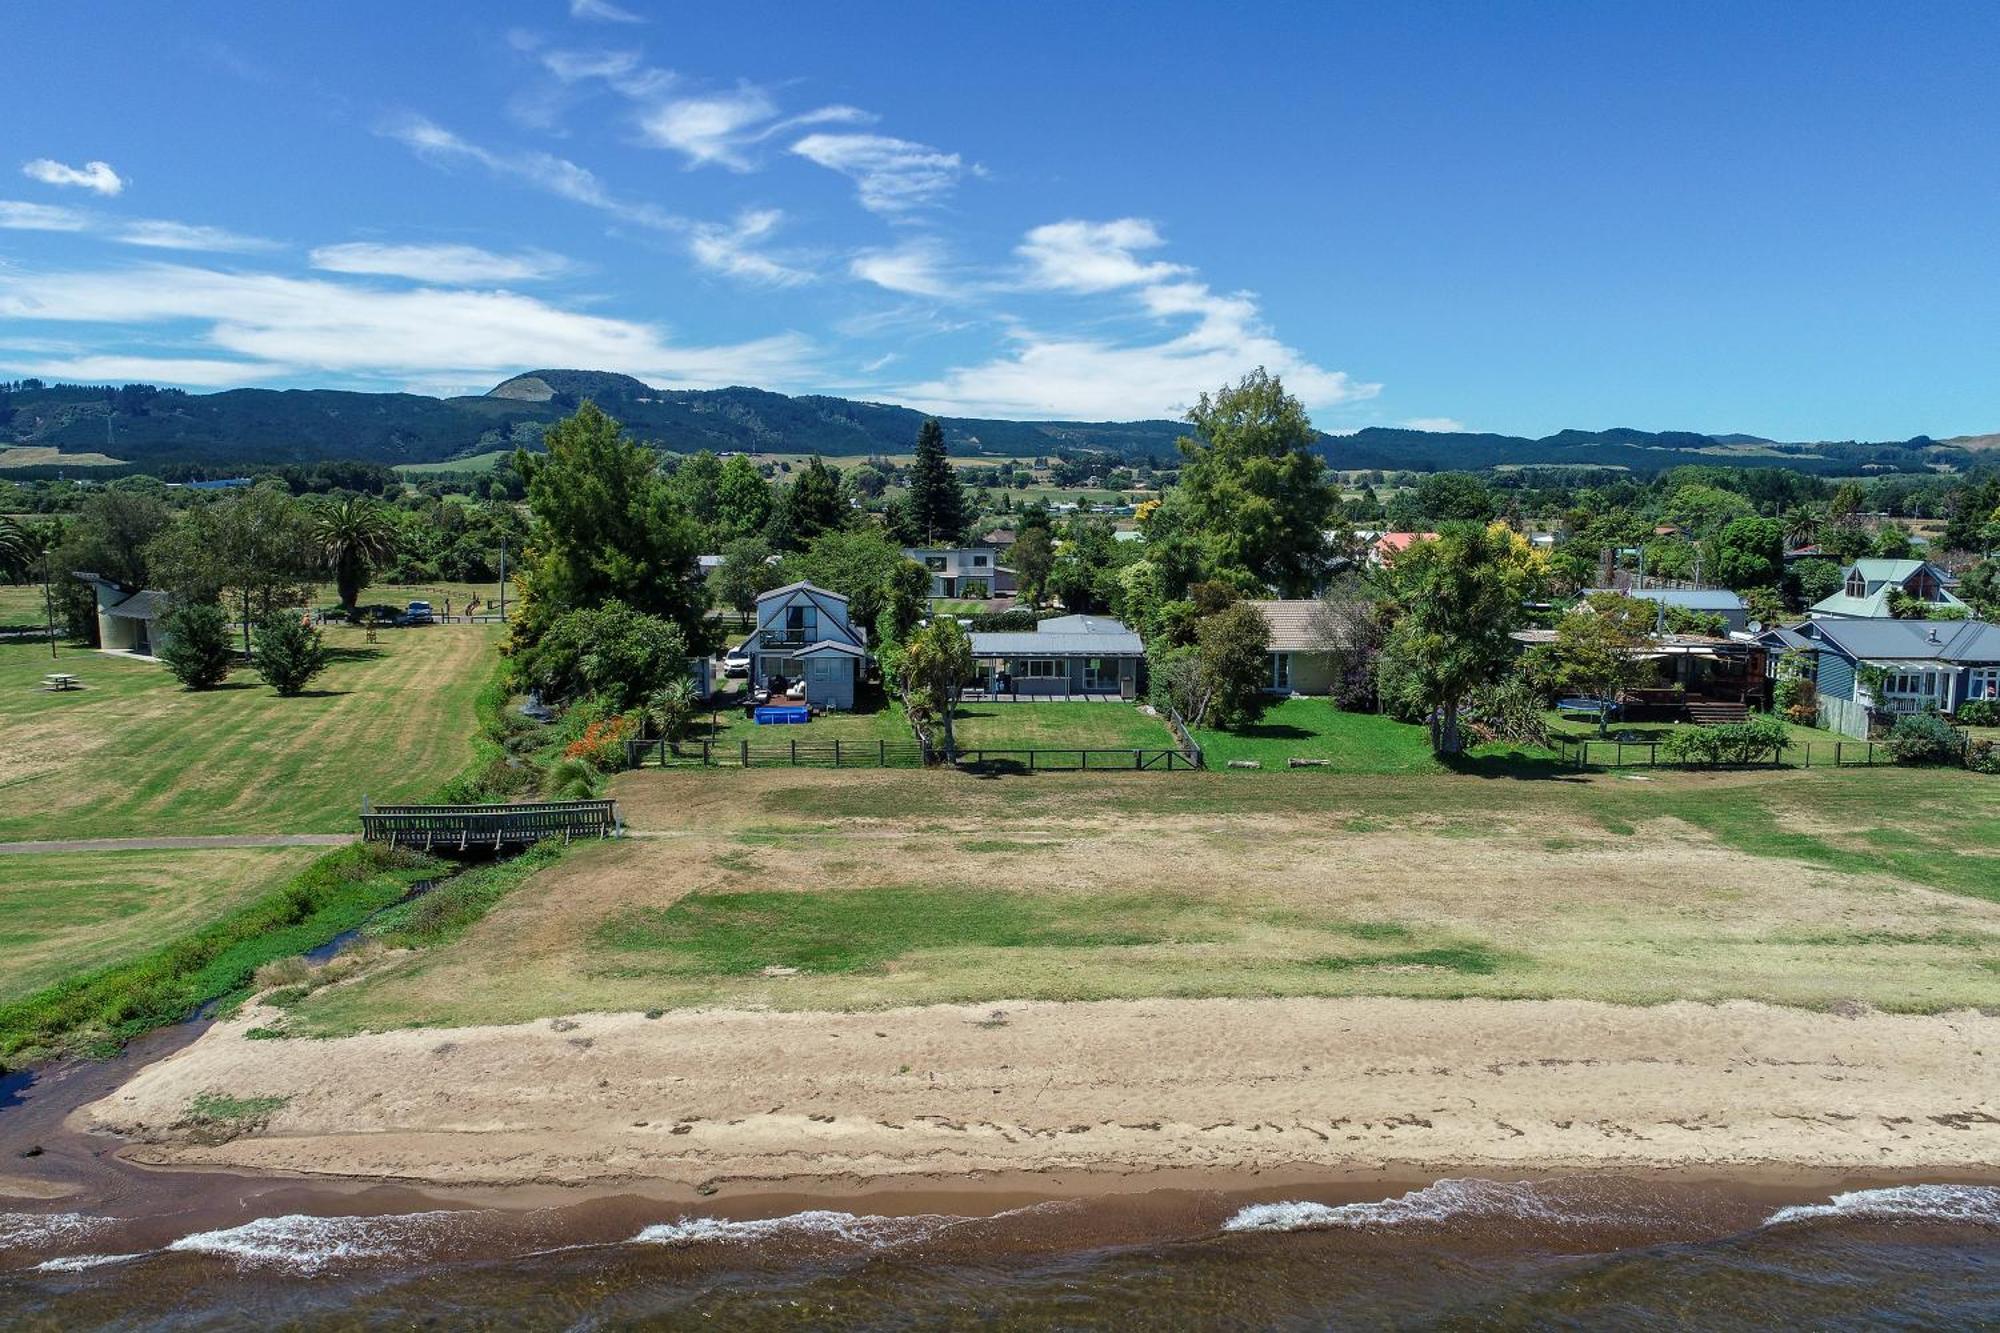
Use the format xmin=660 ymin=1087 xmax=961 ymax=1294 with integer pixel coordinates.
xmin=904 ymin=546 xmax=1013 ymax=598
xmin=744 ymin=581 xmax=867 ymax=710
xmin=1586 ymin=586 xmax=1751 ymax=633
xmin=968 ymin=614 xmax=1143 ymax=699
xmin=1759 ymin=618 xmax=2000 ymax=737
xmin=76 ymin=574 xmax=173 ymax=657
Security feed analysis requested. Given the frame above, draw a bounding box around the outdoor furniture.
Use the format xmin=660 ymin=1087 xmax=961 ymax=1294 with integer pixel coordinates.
xmin=41 ymin=673 xmax=80 ymax=692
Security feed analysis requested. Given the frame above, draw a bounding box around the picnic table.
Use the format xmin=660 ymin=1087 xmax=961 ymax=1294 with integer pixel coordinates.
xmin=41 ymin=672 xmax=80 ymax=692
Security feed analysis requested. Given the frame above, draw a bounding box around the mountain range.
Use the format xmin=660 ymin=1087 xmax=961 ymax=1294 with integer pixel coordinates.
xmin=0 ymin=369 xmax=1986 ymax=478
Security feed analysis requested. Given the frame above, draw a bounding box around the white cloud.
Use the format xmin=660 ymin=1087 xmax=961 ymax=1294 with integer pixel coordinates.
xmin=570 ymin=0 xmax=644 ymax=22
xmin=0 ymin=200 xmax=91 ymax=231
xmin=850 ymin=237 xmax=957 ymax=297
xmin=1016 ymin=219 xmax=1187 ymax=293
xmin=1402 ymin=417 xmax=1468 ymax=433
xmin=0 ymin=262 xmax=819 ymax=391
xmin=380 ymin=114 xmax=676 ymax=230
xmin=113 ymin=219 xmax=279 ymax=253
xmin=639 ymin=88 xmax=781 ymax=170
xmin=22 ymin=158 xmax=124 ymax=196
xmin=687 ymin=209 xmax=812 ymax=285
xmin=309 ymin=242 xmax=573 ymax=283
xmin=889 ymin=217 xmax=1379 ymax=420
xmin=7 ymin=354 xmax=288 ymax=387
xmin=790 ymin=132 xmax=966 ymax=214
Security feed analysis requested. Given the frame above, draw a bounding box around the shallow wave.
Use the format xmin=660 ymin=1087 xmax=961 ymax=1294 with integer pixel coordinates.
xmin=1223 ymin=1179 xmax=1648 ymax=1234
xmin=0 ymin=1212 xmax=112 ymax=1253
xmin=165 ymin=1211 xmax=462 ymax=1274
xmin=34 ymin=1252 xmax=146 ymax=1273
xmin=1764 ymin=1185 xmax=2000 ymax=1229
xmin=632 ymin=1205 xmax=1050 ymax=1251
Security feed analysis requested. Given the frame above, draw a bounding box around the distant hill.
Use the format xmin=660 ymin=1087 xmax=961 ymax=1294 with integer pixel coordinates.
xmin=0 ymin=371 xmax=1980 ymax=477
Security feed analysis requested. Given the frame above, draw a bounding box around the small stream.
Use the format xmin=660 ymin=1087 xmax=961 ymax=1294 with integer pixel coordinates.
xmin=302 ymin=878 xmax=437 ymax=964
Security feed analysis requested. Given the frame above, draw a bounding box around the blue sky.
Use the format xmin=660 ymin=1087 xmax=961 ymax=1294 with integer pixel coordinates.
xmin=3 ymin=1 xmax=1997 ymax=440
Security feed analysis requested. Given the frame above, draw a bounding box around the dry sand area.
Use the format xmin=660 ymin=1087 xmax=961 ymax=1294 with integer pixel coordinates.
xmin=90 ymin=997 xmax=2000 ymax=1186
xmin=81 ymin=766 xmax=2000 ymax=1188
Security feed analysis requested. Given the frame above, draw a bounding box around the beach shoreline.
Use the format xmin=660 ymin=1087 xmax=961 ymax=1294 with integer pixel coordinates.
xmin=53 ymin=994 xmax=2000 ymax=1201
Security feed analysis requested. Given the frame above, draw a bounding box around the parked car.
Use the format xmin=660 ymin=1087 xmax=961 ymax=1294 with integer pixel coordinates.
xmin=722 ymin=648 xmax=752 ymax=677
xmin=400 ymin=600 xmax=434 ymax=626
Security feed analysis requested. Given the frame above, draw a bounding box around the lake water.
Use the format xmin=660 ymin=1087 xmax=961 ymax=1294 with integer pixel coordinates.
xmin=3 ymin=1176 xmax=1995 ymax=1329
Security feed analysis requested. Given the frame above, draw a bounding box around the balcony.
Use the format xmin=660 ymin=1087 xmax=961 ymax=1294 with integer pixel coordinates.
xmin=760 ymin=628 xmax=811 ymax=649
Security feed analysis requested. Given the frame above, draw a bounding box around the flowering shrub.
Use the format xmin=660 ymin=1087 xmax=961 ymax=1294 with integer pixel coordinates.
xmin=563 ymin=712 xmax=637 ymax=771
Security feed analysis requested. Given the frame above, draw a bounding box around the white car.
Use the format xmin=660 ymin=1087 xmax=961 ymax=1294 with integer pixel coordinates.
xmin=722 ymin=649 xmax=752 ymax=677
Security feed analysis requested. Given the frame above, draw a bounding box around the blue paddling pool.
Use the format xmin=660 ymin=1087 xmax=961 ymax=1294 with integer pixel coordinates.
xmin=754 ymin=704 xmax=811 ymax=725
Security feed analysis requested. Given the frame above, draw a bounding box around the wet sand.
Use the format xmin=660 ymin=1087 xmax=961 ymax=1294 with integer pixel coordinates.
xmin=67 ymin=996 xmax=2000 ymax=1194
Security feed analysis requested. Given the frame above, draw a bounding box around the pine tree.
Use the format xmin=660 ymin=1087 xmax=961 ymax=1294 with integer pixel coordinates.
xmin=905 ymin=418 xmax=968 ymax=545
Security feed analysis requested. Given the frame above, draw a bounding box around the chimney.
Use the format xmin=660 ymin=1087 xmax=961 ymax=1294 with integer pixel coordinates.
xmin=1927 ymin=626 xmax=1940 ymax=644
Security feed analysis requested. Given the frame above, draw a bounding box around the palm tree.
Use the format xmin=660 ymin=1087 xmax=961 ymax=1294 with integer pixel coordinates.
xmin=311 ymin=496 xmax=398 ymax=615
xmin=1781 ymin=504 xmax=1825 ymax=552
xmin=0 ymin=516 xmax=31 ymax=582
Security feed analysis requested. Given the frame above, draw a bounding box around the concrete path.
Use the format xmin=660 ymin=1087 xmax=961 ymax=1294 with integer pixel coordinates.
xmin=0 ymin=834 xmax=358 ymax=855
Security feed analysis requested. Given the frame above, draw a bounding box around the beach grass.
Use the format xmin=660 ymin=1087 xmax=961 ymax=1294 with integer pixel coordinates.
xmin=0 ymin=623 xmax=499 ymax=840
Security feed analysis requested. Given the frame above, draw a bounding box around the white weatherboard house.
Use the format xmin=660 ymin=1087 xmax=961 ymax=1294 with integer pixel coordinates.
xmin=967 ymin=614 xmax=1143 ymax=699
xmin=745 ymin=581 xmax=867 ymax=710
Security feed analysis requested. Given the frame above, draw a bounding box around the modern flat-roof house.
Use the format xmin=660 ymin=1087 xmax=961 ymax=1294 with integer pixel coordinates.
xmin=743 ymin=581 xmax=867 ymax=710
xmin=1585 ymin=586 xmax=1751 ymax=633
xmin=1758 ymin=618 xmax=2000 ymax=737
xmin=968 ymin=614 xmax=1143 ymax=699
xmin=1808 ymin=558 xmax=1965 ymax=620
xmin=904 ymin=546 xmax=1013 ymax=599
xmin=75 ymin=574 xmax=173 ymax=657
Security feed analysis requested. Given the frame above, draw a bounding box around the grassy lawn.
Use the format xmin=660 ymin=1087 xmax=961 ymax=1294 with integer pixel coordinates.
xmin=303 ymin=580 xmax=511 ymax=616
xmin=0 ymin=847 xmax=319 ymax=1005
xmin=679 ymin=691 xmax=918 ymax=746
xmin=0 ymin=583 xmax=49 ymax=633
xmin=949 ymin=700 xmax=1175 ymax=750
xmin=292 ymin=763 xmax=2000 ymax=1035
xmin=1193 ymin=698 xmax=1554 ymax=773
xmin=0 ymin=624 xmax=498 ymax=840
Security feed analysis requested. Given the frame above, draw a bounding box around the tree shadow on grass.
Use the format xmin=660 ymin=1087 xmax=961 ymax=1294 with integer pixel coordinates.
xmin=322 ymin=646 xmax=387 ymax=665
xmin=285 ymin=688 xmax=354 ymax=699
xmin=1442 ymin=751 xmax=1590 ymax=782
xmin=1226 ymin=722 xmax=1316 ymax=742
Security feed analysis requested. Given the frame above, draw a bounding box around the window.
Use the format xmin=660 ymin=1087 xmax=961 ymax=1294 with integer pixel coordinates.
xmin=1022 ymin=658 xmax=1060 ymax=678
xmin=1968 ymin=668 xmax=1999 ymax=700
xmin=926 ymin=556 xmax=947 ymax=571
xmin=784 ymin=605 xmax=817 ymax=634
xmin=1270 ymin=652 xmax=1291 ymax=690
xmin=972 ymin=554 xmax=988 ymax=567
xmin=1884 ymin=670 xmax=1938 ymax=697
xmin=1845 ymin=570 xmax=1866 ymax=598
xmin=810 ymin=658 xmax=836 ymax=681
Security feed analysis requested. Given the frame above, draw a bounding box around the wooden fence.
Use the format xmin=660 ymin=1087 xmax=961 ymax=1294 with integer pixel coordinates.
xmin=951 ymin=747 xmax=1199 ymax=772
xmin=360 ymin=798 xmax=620 ymax=848
xmin=625 ymin=737 xmax=928 ymax=769
xmin=1163 ymin=706 xmax=1206 ymax=770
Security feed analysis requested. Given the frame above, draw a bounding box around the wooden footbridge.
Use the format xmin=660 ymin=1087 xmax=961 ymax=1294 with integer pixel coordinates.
xmin=358 ymin=799 xmax=620 ymax=850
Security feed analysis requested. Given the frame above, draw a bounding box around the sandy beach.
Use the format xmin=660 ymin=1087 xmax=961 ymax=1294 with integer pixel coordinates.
xmin=81 ymin=996 xmax=2000 ymax=1189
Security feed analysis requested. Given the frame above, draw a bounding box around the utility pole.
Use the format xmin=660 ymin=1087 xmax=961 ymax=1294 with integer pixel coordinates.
xmin=43 ymin=551 xmax=57 ymax=660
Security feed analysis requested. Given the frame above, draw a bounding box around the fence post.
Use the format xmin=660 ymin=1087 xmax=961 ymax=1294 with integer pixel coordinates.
xmin=703 ymin=739 xmax=712 ymax=766
xmin=1615 ymin=740 xmax=1623 ymax=767
xmin=1804 ymin=743 xmax=1810 ymax=768
xmin=1868 ymin=741 xmax=1875 ymax=765
xmin=1134 ymin=748 xmax=1141 ymax=769
xmin=791 ymin=738 xmax=798 ymax=766
xmin=1028 ymin=749 xmax=1036 ymax=772
xmin=879 ymin=738 xmax=886 ymax=767
xmin=834 ymin=738 xmax=842 ymax=768
xmin=1835 ymin=742 xmax=1842 ymax=767
xmin=740 ymin=739 xmax=749 ymax=768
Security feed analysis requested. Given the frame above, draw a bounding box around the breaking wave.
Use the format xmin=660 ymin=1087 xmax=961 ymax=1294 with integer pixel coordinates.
xmin=34 ymin=1251 xmax=146 ymax=1273
xmin=1224 ymin=1179 xmax=1656 ymax=1234
xmin=632 ymin=1205 xmax=1052 ymax=1251
xmin=164 ymin=1211 xmax=462 ymax=1274
xmin=1764 ymin=1185 xmax=2000 ymax=1229
xmin=0 ymin=1212 xmax=112 ymax=1253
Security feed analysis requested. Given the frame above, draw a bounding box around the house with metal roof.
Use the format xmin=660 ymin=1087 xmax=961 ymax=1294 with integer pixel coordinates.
xmin=967 ymin=614 xmax=1143 ymax=699
xmin=744 ymin=581 xmax=867 ymax=710
xmin=1757 ymin=617 xmax=2000 ymax=736
xmin=1584 ymin=586 xmax=1751 ymax=632
xmin=74 ymin=574 xmax=174 ymax=658
xmin=1807 ymin=558 xmax=1965 ymax=620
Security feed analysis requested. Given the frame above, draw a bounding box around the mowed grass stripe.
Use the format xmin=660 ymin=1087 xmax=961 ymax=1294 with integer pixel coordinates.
xmin=0 ymin=627 xmax=498 ymax=840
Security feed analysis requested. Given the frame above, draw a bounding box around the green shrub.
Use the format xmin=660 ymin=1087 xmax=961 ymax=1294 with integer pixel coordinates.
xmin=1660 ymin=716 xmax=1789 ymax=766
xmin=1885 ymin=710 xmax=1965 ymax=766
xmin=1955 ymin=698 xmax=2000 ymax=728
xmin=253 ymin=612 xmax=329 ymax=696
xmin=158 ymin=602 xmax=237 ymax=689
xmin=1966 ymin=740 xmax=2000 ymax=775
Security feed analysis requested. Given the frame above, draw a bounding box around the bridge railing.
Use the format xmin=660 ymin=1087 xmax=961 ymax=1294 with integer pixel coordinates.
xmin=360 ymin=799 xmax=620 ymax=849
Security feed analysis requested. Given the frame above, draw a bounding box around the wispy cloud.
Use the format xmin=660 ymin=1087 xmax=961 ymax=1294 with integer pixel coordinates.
xmin=22 ymin=158 xmax=124 ymax=196
xmin=1401 ymin=416 xmax=1468 ymax=433
xmin=0 ymin=198 xmax=274 ymax=252
xmin=570 ymin=0 xmax=645 ymax=23
xmin=638 ymin=87 xmax=781 ymax=170
xmin=8 ymin=354 xmax=290 ymax=387
xmin=688 ymin=209 xmax=813 ymax=285
xmin=790 ymin=132 xmax=968 ymax=215
xmin=379 ymin=113 xmax=675 ymax=229
xmin=0 ymin=200 xmax=91 ymax=232
xmin=850 ymin=237 xmax=958 ymax=297
xmin=891 ymin=217 xmax=1378 ymax=420
xmin=309 ymin=242 xmax=574 ymax=283
xmin=0 ymin=262 xmax=820 ymax=391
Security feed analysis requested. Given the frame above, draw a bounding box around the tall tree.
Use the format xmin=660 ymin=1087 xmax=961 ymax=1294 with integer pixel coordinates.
xmin=782 ymin=525 xmax=910 ymax=637
xmin=905 ymin=418 xmax=969 ymax=545
xmin=1163 ymin=368 xmax=1334 ymax=596
xmin=1010 ymin=525 xmax=1056 ymax=607
xmin=311 ymin=495 xmax=398 ymax=614
xmin=1543 ymin=592 xmax=1655 ymax=737
xmin=766 ymin=456 xmax=846 ymax=551
xmin=511 ymin=402 xmax=712 ymax=654
xmin=148 ymin=484 xmax=315 ymax=658
xmin=1376 ymin=523 xmax=1544 ymax=753
xmin=0 ymin=516 xmax=31 ymax=581
xmin=715 ymin=453 xmax=774 ymax=540
xmin=710 ymin=536 xmax=782 ymax=614
xmin=669 ymin=450 xmax=725 ymax=534
xmin=901 ymin=616 xmax=974 ymax=761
